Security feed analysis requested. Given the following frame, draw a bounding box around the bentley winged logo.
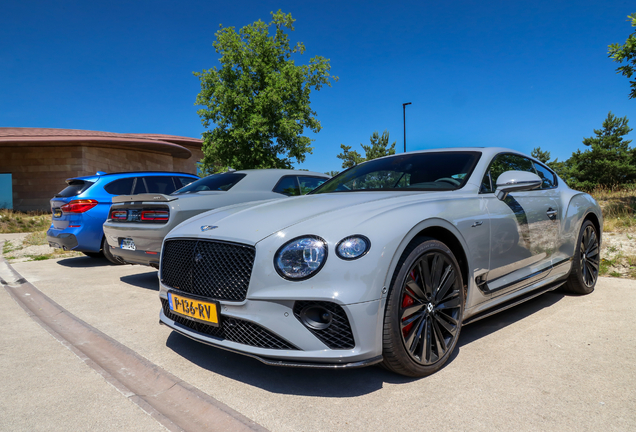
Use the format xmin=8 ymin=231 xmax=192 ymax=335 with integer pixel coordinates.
xmin=201 ymin=225 xmax=218 ymax=232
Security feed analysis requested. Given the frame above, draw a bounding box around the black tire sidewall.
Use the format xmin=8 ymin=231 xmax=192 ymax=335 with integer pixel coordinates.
xmin=565 ymin=220 xmax=598 ymax=295
xmin=383 ymin=239 xmax=465 ymax=377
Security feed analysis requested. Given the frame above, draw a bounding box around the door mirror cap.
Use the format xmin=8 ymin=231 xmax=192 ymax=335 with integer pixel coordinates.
xmin=495 ymin=171 xmax=542 ymax=200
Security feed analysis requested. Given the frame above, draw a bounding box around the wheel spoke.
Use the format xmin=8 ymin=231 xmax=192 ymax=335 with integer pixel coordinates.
xmin=419 ymin=259 xmax=433 ymax=298
xmin=586 ymin=258 xmax=599 ymax=271
xmin=433 ymin=312 xmax=457 ymax=334
xmin=405 ymin=275 xmax=426 ymax=300
xmin=586 ymin=230 xmax=596 ymax=252
xmin=404 ymin=315 xmax=424 ymax=351
xmin=437 ymin=293 xmax=461 ymax=310
xmin=401 ymin=305 xmax=424 ymax=322
xmin=421 ymin=318 xmax=432 ymax=362
xmin=430 ymin=254 xmax=442 ymax=295
xmin=435 ymin=266 xmax=454 ymax=303
xmin=586 ymin=244 xmax=599 ymax=258
xmin=432 ymin=319 xmax=447 ymax=354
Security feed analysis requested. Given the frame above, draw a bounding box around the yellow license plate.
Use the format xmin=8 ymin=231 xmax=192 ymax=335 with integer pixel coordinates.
xmin=167 ymin=292 xmax=219 ymax=326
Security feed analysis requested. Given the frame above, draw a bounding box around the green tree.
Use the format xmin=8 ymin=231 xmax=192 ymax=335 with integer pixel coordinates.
xmin=324 ymin=170 xmax=340 ymax=177
xmin=568 ymin=112 xmax=636 ymax=190
xmin=336 ymin=130 xmax=396 ymax=169
xmin=531 ymin=147 xmax=551 ymax=163
xmin=609 ymin=13 xmax=636 ymax=99
xmin=194 ymin=10 xmax=337 ymax=172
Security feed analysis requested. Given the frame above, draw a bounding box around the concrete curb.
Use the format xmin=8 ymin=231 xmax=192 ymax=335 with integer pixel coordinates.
xmin=1 ymin=258 xmax=268 ymax=432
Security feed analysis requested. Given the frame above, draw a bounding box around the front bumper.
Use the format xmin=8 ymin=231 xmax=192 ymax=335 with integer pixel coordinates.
xmin=159 ymin=287 xmax=385 ymax=366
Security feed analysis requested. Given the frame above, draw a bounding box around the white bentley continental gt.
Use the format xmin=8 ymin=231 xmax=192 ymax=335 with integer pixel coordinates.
xmin=158 ymin=148 xmax=602 ymax=377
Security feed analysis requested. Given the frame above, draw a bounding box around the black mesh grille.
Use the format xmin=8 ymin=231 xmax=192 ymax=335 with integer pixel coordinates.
xmin=293 ymin=301 xmax=355 ymax=349
xmin=161 ymin=239 xmax=255 ymax=301
xmin=162 ymin=299 xmax=298 ymax=350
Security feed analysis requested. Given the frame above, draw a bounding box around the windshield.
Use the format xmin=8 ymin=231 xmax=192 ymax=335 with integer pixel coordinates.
xmin=311 ymin=151 xmax=481 ymax=194
xmin=172 ymin=173 xmax=246 ymax=194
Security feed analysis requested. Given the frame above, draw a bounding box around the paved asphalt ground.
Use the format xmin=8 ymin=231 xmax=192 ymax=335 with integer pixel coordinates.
xmin=1 ymin=239 xmax=635 ymax=431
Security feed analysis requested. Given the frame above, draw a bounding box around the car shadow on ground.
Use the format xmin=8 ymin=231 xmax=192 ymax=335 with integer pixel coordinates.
xmin=120 ymin=271 xmax=159 ymax=291
xmin=458 ymin=290 xmax=564 ymax=347
xmin=165 ymin=290 xmax=567 ymax=397
xmin=56 ymin=256 xmax=114 ymax=268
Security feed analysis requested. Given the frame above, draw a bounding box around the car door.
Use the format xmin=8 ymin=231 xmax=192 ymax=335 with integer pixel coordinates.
xmin=480 ymin=153 xmax=560 ymax=294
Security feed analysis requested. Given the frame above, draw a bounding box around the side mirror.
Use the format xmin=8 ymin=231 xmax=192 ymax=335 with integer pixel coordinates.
xmin=495 ymin=170 xmax=542 ymax=200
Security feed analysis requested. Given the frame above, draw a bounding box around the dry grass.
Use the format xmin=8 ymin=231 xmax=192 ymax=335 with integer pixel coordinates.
xmin=0 ymin=209 xmax=51 ymax=233
xmin=591 ymin=186 xmax=636 ymax=279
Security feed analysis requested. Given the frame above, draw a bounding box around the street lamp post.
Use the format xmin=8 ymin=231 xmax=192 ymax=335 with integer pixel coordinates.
xmin=402 ymin=102 xmax=412 ymax=153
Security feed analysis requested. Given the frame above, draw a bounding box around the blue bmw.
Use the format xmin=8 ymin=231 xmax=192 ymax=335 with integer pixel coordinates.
xmin=47 ymin=171 xmax=198 ymax=263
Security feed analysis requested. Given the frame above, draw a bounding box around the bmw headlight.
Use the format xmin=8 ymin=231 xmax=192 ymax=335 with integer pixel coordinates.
xmin=275 ymin=236 xmax=327 ymax=280
xmin=336 ymin=235 xmax=371 ymax=260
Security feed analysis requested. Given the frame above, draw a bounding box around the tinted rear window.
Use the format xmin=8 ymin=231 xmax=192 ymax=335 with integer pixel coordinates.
xmin=144 ymin=176 xmax=177 ymax=194
xmin=104 ymin=178 xmax=134 ymax=195
xmin=56 ymin=180 xmax=94 ymax=197
xmin=172 ymin=173 xmax=246 ymax=194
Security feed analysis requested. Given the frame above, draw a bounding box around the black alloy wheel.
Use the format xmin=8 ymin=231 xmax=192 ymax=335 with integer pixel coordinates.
xmin=563 ymin=220 xmax=599 ymax=294
xmin=382 ymin=238 xmax=465 ymax=377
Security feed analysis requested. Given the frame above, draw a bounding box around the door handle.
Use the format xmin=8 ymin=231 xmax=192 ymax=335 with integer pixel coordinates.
xmin=546 ymin=208 xmax=557 ymax=220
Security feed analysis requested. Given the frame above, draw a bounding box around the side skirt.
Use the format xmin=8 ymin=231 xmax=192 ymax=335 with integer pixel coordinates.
xmin=463 ymin=279 xmax=566 ymax=325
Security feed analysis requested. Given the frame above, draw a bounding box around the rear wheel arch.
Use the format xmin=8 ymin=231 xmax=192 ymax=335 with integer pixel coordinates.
xmin=583 ymin=212 xmax=601 ymax=245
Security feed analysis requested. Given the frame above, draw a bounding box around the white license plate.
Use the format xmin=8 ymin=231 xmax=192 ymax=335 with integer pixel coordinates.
xmin=121 ymin=238 xmax=136 ymax=251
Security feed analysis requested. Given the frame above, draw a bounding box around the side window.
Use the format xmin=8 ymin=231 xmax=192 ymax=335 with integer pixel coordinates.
xmin=144 ymin=176 xmax=176 ymax=194
xmin=533 ymin=163 xmax=557 ymax=189
xmin=174 ymin=176 xmax=196 ymax=189
xmin=273 ymin=176 xmax=300 ymax=196
xmin=297 ymin=176 xmax=327 ymax=195
xmin=104 ymin=178 xmax=134 ymax=195
xmin=132 ymin=178 xmax=147 ymax=194
xmin=481 ymin=154 xmax=535 ymax=193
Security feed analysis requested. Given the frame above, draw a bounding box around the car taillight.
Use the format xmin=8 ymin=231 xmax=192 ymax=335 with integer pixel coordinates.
xmin=110 ymin=209 xmax=128 ymax=220
xmin=141 ymin=210 xmax=169 ymax=221
xmin=61 ymin=200 xmax=98 ymax=213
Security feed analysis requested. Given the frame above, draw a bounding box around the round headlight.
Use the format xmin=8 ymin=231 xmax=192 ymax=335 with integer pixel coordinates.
xmin=274 ymin=236 xmax=328 ymax=280
xmin=336 ymin=235 xmax=370 ymax=260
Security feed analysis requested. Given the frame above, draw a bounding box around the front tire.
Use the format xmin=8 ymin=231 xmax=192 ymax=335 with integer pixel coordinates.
xmin=563 ymin=220 xmax=599 ymax=295
xmin=382 ymin=238 xmax=465 ymax=377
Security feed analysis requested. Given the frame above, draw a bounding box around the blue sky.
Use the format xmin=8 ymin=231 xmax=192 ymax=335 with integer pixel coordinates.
xmin=1 ymin=0 xmax=635 ymax=173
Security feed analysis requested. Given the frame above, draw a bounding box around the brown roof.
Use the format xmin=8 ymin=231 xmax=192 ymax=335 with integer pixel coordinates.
xmin=0 ymin=127 xmax=202 ymax=159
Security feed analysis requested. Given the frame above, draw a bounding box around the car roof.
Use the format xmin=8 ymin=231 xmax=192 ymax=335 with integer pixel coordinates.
xmin=66 ymin=171 xmax=199 ymax=182
xmin=213 ymin=169 xmax=330 ymax=193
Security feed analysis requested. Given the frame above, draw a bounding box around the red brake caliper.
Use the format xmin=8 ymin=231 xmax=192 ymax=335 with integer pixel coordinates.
xmin=401 ymin=270 xmax=416 ymax=336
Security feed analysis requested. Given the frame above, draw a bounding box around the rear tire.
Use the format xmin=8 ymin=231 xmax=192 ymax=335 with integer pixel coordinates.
xmin=563 ymin=220 xmax=599 ymax=295
xmin=102 ymin=237 xmax=124 ymax=265
xmin=382 ymin=238 xmax=465 ymax=377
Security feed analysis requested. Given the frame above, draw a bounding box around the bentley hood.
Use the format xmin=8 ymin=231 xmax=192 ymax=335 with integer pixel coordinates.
xmin=166 ymin=190 xmax=449 ymax=245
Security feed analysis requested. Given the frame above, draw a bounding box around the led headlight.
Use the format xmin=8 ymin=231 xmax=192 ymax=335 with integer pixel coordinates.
xmin=336 ymin=235 xmax=371 ymax=260
xmin=274 ymin=236 xmax=327 ymax=280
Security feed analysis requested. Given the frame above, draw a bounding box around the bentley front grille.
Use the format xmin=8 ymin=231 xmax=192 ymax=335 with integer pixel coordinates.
xmin=161 ymin=239 xmax=255 ymax=302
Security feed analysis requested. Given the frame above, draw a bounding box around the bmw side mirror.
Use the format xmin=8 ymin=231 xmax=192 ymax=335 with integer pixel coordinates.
xmin=495 ymin=170 xmax=542 ymax=200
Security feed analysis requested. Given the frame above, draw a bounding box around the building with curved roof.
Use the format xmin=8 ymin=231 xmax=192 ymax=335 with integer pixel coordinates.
xmin=0 ymin=128 xmax=203 ymax=211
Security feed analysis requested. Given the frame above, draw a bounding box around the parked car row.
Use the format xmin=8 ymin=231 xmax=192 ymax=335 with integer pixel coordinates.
xmin=47 ymin=148 xmax=603 ymax=377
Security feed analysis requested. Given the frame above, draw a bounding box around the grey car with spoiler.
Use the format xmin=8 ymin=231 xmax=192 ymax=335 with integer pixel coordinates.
xmin=103 ymin=169 xmax=329 ymax=267
xmin=158 ymin=148 xmax=602 ymax=377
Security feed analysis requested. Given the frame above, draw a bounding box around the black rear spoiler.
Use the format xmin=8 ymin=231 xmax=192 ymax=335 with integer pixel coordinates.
xmin=112 ymin=194 xmax=179 ymax=203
